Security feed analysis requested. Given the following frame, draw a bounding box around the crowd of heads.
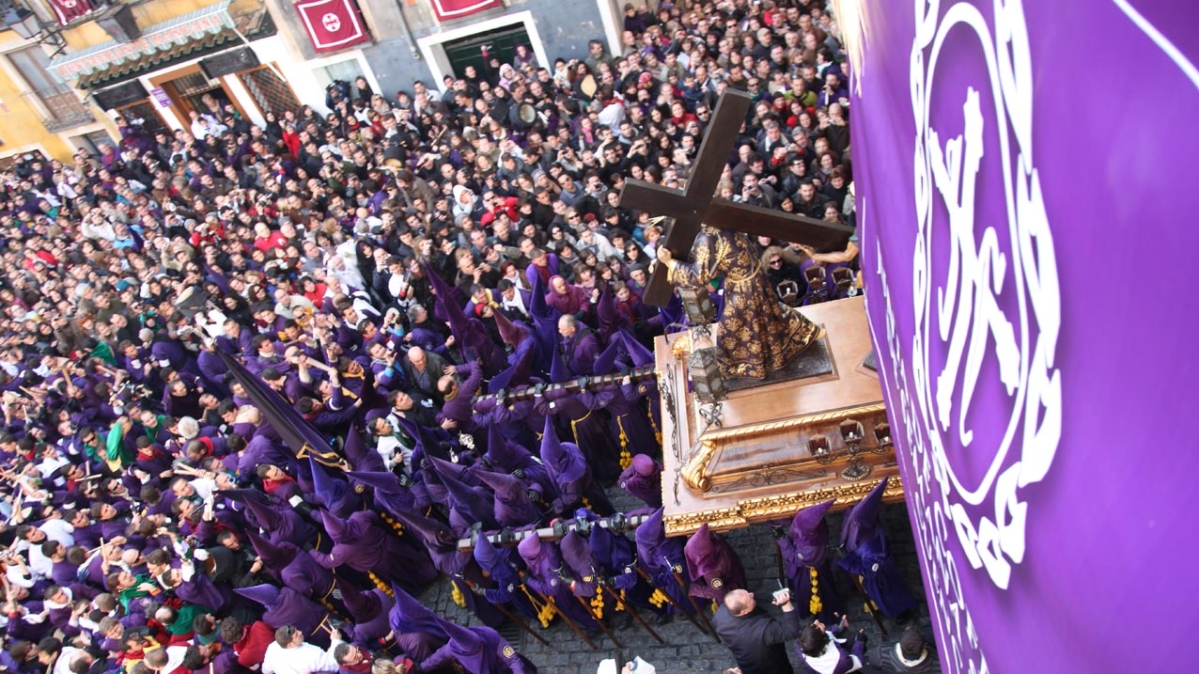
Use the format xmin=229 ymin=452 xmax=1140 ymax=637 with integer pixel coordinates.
xmin=0 ymin=0 xmax=864 ymax=672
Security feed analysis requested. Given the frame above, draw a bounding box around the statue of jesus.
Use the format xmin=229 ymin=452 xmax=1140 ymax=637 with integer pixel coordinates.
xmin=657 ymin=225 xmax=822 ymax=380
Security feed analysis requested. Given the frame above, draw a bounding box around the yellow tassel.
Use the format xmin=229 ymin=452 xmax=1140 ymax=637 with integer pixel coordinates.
xmin=809 ymin=567 xmax=822 ymax=615
xmin=451 ymin=582 xmax=466 ymax=608
xmin=522 ymin=586 xmax=554 ymax=628
xmin=647 ymin=407 xmax=662 ymax=447
xmin=648 ymin=588 xmax=668 ymax=608
xmin=369 ymin=571 xmax=394 ymax=597
xmin=615 ymin=589 xmax=626 ymax=613
xmin=590 ymin=588 xmax=604 ymax=618
xmin=380 ymin=513 xmax=404 ymax=536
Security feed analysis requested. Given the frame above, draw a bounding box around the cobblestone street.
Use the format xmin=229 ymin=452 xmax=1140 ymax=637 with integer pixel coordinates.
xmin=418 ymin=487 xmax=931 ymax=673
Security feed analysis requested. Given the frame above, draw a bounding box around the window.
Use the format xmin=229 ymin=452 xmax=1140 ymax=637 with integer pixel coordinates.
xmin=320 ymin=58 xmax=365 ymax=88
xmin=7 ymin=46 xmax=93 ymax=131
xmin=72 ymin=131 xmax=115 ymax=156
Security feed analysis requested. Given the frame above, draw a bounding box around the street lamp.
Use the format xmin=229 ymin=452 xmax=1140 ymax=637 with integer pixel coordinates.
xmin=3 ymin=5 xmax=40 ymax=41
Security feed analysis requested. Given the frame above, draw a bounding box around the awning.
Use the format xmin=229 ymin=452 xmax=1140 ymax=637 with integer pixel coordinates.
xmin=49 ymin=1 xmax=270 ymax=89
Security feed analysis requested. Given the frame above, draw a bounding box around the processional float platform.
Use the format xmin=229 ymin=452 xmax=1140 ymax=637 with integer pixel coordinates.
xmin=656 ymin=296 xmax=904 ymax=536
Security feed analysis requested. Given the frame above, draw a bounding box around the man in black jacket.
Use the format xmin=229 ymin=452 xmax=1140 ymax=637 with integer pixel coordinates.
xmin=712 ymin=587 xmax=801 ymax=674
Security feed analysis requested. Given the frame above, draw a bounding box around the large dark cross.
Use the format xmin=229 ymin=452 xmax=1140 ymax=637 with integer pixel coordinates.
xmin=619 ymin=89 xmax=855 ymax=306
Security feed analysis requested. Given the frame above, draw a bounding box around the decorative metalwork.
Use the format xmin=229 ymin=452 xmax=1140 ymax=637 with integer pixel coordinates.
xmin=811 ymin=418 xmax=890 ymax=481
xmin=698 ymin=401 xmax=723 ymax=429
xmin=709 ymin=467 xmax=829 ymax=494
xmin=239 ymin=66 xmax=300 ymax=117
xmin=661 ymin=363 xmax=682 ymax=506
xmin=663 ymin=475 xmax=907 ymax=536
xmin=681 ymin=403 xmax=888 ymax=492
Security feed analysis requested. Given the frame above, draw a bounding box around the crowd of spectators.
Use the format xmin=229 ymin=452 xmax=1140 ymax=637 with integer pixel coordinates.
xmin=0 ymin=0 xmax=884 ymax=672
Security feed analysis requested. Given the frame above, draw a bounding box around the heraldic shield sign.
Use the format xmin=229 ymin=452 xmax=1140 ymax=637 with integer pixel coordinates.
xmin=845 ymin=0 xmax=1199 ymax=671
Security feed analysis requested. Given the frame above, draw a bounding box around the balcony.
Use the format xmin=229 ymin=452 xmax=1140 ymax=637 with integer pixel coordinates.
xmin=24 ymin=91 xmax=95 ymax=132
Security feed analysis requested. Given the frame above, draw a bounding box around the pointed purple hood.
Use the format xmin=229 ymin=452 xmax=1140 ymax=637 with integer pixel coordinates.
xmin=389 ymin=507 xmax=458 ymax=551
xmin=549 ymin=350 xmax=569 ymax=383
xmin=336 ymin=575 xmax=382 ymax=623
xmin=225 ymin=489 xmax=283 ymax=530
xmin=635 ymin=507 xmax=667 ymax=569
xmin=841 ymin=476 xmax=888 ymax=552
xmin=560 ymin=530 xmax=595 ymax=581
xmin=246 ymin=530 xmax=296 ymax=570
xmin=592 ymin=337 xmax=622 ymax=376
xmin=234 ymin=584 xmax=281 ymax=610
xmin=345 ymin=470 xmax=417 ymax=515
xmin=433 ymin=616 xmax=484 ymax=656
xmin=540 ymin=416 xmax=588 ymax=484
xmin=473 ymin=469 xmax=527 ymax=503
xmin=517 ymin=532 xmax=543 ymax=561
xmin=790 ymin=499 xmax=835 ymax=547
xmin=618 ymin=329 xmax=655 ymax=367
xmin=310 ymin=457 xmax=358 ymax=518
xmin=492 ymin=308 xmax=530 ymax=347
xmin=485 ymin=423 xmax=533 ymax=471
xmin=389 ymin=584 xmax=448 ymax=637
xmin=473 ymin=531 xmax=506 ymax=571
xmin=432 ymin=461 xmax=499 ymax=533
xmin=344 ymin=426 xmax=387 ymax=473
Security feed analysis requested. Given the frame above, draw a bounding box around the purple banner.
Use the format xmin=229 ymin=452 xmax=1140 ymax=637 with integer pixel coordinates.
xmin=851 ymin=0 xmax=1199 ymax=671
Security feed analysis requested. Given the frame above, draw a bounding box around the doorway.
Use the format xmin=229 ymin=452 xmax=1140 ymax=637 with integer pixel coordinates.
xmin=150 ymin=66 xmax=248 ymax=125
xmin=443 ymin=24 xmax=532 ymax=79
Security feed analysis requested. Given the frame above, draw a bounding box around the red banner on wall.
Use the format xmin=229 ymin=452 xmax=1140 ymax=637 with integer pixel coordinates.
xmin=47 ymin=0 xmax=94 ymax=26
xmin=429 ymin=0 xmax=501 ymax=23
xmin=294 ymin=0 xmax=370 ymax=54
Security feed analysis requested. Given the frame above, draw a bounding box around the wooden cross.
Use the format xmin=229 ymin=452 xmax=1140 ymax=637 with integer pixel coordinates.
xmin=618 ymin=89 xmax=855 ymax=306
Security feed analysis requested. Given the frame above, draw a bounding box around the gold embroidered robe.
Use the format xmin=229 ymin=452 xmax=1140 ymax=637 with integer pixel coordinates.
xmin=668 ymin=227 xmax=820 ymax=379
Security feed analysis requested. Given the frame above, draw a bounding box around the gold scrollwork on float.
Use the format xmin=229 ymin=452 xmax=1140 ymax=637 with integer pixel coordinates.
xmin=681 ymin=403 xmax=888 ymax=492
xmin=663 ymin=475 xmax=905 ymax=537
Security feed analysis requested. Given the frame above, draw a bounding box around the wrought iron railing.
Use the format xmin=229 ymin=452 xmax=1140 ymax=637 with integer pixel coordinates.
xmin=24 ymin=91 xmax=94 ymax=131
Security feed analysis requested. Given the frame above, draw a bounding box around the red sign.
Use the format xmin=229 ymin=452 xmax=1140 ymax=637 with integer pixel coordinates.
xmin=429 ymin=0 xmax=501 ymax=22
xmin=47 ymin=0 xmax=94 ymax=26
xmin=294 ymin=0 xmax=370 ymax=54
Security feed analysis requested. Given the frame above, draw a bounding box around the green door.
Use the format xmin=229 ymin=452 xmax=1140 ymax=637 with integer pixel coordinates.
xmin=444 ymin=25 xmax=532 ymax=79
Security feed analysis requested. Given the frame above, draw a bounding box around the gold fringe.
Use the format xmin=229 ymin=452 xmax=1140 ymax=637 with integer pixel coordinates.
xmin=451 ymin=582 xmax=466 ymax=608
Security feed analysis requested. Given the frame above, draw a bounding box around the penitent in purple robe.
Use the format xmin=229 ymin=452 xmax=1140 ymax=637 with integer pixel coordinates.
xmin=388 ymin=507 xmax=505 ymax=629
xmin=618 ymin=454 xmax=663 ymax=508
xmin=636 ymin=507 xmax=696 ymax=616
xmin=423 ymin=617 xmax=536 ymax=674
xmin=388 ymin=585 xmax=449 ymax=663
xmin=538 ymin=416 xmax=614 ymax=516
xmin=779 ymin=499 xmax=842 ymax=622
xmin=474 ymin=469 xmax=544 ymax=528
xmin=517 ymin=534 xmax=597 ymax=630
xmin=473 ymin=535 xmax=541 ymax=625
xmin=684 ymin=523 xmax=747 ymax=602
xmin=836 ymin=477 xmax=917 ymax=618
xmin=310 ymin=510 xmax=438 ymax=595
xmin=484 ymin=424 xmax=557 ymax=503
xmin=235 ymin=585 xmax=334 ymax=645
xmin=335 ymin=576 xmax=393 ymax=644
